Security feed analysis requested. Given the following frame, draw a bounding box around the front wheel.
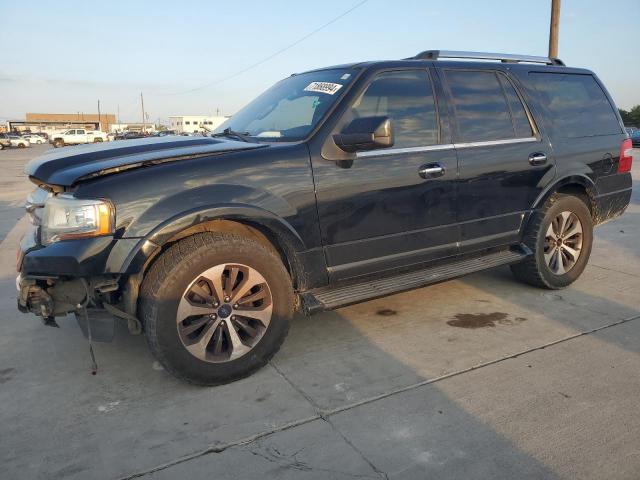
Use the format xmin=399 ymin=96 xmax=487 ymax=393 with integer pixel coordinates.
xmin=93 ymin=138 xmax=103 ymax=143
xmin=53 ymin=139 xmax=64 ymax=148
xmin=140 ymin=232 xmax=294 ymax=385
xmin=511 ymin=194 xmax=593 ymax=289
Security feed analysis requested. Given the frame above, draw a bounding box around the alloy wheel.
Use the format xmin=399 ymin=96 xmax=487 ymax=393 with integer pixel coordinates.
xmin=544 ymin=211 xmax=583 ymax=275
xmin=176 ymin=263 xmax=273 ymax=362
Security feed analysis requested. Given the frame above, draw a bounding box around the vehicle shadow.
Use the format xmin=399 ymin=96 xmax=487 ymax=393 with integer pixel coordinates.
xmin=0 ymin=300 xmax=560 ymax=480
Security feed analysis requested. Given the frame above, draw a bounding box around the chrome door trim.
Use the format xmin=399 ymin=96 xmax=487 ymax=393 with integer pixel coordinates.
xmin=454 ymin=137 xmax=538 ymax=149
xmin=355 ymin=137 xmax=538 ymax=158
xmin=356 ymin=144 xmax=454 ymax=158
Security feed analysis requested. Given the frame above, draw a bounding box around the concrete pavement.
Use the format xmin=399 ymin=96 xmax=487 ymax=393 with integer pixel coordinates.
xmin=0 ymin=144 xmax=638 ymax=479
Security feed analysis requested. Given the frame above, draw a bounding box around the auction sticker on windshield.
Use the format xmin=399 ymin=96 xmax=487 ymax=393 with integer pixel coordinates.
xmin=304 ymin=82 xmax=343 ymax=95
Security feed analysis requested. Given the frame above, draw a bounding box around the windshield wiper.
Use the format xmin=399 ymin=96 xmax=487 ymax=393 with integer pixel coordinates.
xmin=210 ymin=128 xmax=255 ymax=143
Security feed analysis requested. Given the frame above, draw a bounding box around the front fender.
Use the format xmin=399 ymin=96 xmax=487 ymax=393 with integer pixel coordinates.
xmin=108 ymin=202 xmax=308 ymax=275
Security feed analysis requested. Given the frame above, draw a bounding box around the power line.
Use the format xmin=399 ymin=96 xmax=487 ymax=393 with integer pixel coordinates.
xmin=161 ymin=0 xmax=371 ymax=96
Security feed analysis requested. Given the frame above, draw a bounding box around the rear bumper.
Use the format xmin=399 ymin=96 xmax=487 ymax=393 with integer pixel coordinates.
xmin=594 ymin=187 xmax=632 ymax=225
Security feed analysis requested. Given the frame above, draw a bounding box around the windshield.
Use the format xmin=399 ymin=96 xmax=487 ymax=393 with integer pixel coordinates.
xmin=215 ymin=69 xmax=356 ymax=141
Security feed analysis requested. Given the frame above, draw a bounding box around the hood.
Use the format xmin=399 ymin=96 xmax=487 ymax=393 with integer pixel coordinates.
xmin=26 ymin=136 xmax=267 ymax=186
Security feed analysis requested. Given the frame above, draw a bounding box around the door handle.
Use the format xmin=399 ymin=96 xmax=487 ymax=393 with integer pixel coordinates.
xmin=419 ymin=163 xmax=445 ymax=179
xmin=528 ymin=152 xmax=548 ymax=166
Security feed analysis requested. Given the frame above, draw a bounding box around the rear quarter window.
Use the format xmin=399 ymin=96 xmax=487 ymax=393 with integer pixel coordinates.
xmin=445 ymin=70 xmax=534 ymax=143
xmin=528 ymin=73 xmax=621 ymax=138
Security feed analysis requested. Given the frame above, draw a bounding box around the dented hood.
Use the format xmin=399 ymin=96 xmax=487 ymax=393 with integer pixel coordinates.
xmin=25 ymin=136 xmax=266 ymax=186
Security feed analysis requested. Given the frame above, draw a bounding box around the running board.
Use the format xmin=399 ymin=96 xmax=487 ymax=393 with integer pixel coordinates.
xmin=302 ymin=248 xmax=530 ymax=314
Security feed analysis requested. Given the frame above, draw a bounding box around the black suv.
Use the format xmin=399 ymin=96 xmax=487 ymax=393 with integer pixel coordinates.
xmin=17 ymin=50 xmax=633 ymax=384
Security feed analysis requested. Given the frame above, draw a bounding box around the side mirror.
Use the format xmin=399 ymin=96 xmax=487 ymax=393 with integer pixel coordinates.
xmin=333 ymin=116 xmax=394 ymax=153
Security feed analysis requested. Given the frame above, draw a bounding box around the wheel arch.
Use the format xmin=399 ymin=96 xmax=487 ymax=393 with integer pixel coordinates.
xmin=116 ymin=205 xmax=310 ymax=293
xmin=532 ymin=174 xmax=597 ymax=216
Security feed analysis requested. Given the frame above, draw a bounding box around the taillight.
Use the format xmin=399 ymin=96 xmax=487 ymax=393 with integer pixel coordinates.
xmin=618 ymin=138 xmax=633 ymax=173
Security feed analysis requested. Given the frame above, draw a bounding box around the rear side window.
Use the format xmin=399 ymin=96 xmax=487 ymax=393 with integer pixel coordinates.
xmin=348 ymin=70 xmax=438 ymax=148
xmin=446 ymin=70 xmax=521 ymax=142
xmin=528 ymin=73 xmax=621 ymax=138
xmin=498 ymin=75 xmax=534 ymax=138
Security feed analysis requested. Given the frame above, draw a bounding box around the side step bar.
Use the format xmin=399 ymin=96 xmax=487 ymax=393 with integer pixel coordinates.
xmin=302 ymin=247 xmax=530 ymax=314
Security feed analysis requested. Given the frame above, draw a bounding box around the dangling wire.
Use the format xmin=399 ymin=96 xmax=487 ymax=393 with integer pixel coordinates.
xmin=79 ymin=279 xmax=98 ymax=375
xmin=82 ymin=305 xmax=98 ymax=375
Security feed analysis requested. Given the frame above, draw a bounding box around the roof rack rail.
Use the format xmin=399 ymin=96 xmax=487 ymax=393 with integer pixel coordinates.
xmin=409 ymin=50 xmax=565 ymax=66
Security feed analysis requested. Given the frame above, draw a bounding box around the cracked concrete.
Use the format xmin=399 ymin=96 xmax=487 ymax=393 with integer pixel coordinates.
xmin=1 ymin=145 xmax=639 ymax=480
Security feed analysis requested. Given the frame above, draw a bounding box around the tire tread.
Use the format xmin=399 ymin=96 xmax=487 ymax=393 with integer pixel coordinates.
xmin=140 ymin=232 xmax=292 ymax=385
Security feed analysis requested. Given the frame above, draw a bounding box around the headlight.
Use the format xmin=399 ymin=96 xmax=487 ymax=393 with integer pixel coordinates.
xmin=41 ymin=195 xmax=115 ymax=245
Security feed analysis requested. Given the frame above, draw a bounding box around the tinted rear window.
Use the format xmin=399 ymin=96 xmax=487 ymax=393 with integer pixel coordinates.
xmin=446 ymin=70 xmax=523 ymax=142
xmin=528 ymin=73 xmax=621 ymax=138
xmin=498 ymin=75 xmax=533 ymax=138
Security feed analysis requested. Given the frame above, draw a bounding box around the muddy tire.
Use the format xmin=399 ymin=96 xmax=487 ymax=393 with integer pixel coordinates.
xmin=53 ymin=139 xmax=64 ymax=148
xmin=140 ymin=232 xmax=294 ymax=385
xmin=511 ymin=193 xmax=593 ymax=289
xmin=94 ymin=138 xmax=103 ymax=143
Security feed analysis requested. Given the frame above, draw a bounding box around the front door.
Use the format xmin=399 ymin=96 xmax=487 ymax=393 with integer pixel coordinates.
xmin=441 ymin=68 xmax=556 ymax=253
xmin=311 ymin=69 xmax=459 ymax=282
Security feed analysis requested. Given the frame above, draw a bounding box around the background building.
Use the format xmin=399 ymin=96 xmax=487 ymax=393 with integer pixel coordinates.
xmin=7 ymin=113 xmax=116 ymax=134
xmin=169 ymin=115 xmax=229 ymax=134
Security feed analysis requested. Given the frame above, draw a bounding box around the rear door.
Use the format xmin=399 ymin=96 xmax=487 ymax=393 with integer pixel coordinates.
xmin=441 ymin=68 xmax=555 ymax=253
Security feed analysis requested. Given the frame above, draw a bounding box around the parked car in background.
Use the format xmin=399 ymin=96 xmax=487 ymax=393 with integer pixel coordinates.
xmin=115 ymin=131 xmax=146 ymax=140
xmin=22 ymin=134 xmax=46 ymax=145
xmin=50 ymin=129 xmax=109 ymax=147
xmin=16 ymin=50 xmax=633 ymax=385
xmin=8 ymin=134 xmax=30 ymax=148
xmin=151 ymin=130 xmax=177 ymax=137
xmin=34 ymin=132 xmax=49 ymax=141
xmin=0 ymin=133 xmax=11 ymax=150
xmin=631 ymin=129 xmax=640 ymax=148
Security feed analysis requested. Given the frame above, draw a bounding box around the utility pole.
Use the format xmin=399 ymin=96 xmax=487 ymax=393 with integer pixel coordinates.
xmin=97 ymin=99 xmax=101 ymax=131
xmin=140 ymin=92 xmax=146 ymax=134
xmin=548 ymin=0 xmax=561 ymax=58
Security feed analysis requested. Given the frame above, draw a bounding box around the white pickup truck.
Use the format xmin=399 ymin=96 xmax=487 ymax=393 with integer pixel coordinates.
xmin=51 ymin=129 xmax=109 ymax=148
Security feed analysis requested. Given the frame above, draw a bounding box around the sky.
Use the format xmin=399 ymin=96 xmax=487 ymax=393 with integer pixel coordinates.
xmin=1 ymin=0 xmax=638 ymax=124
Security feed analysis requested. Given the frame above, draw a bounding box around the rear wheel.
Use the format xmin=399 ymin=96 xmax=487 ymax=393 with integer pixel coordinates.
xmin=140 ymin=232 xmax=294 ymax=385
xmin=18 ymin=143 xmax=26 ymax=148
xmin=93 ymin=138 xmax=103 ymax=143
xmin=511 ymin=194 xmax=593 ymax=289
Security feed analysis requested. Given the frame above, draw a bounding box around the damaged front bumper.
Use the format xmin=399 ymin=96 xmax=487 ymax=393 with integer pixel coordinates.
xmin=16 ymin=272 xmax=140 ymax=341
xmin=16 ymin=273 xmax=88 ymax=318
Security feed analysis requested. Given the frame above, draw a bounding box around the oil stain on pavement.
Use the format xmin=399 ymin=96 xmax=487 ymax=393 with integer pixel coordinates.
xmin=0 ymin=367 xmax=16 ymax=383
xmin=447 ymin=312 xmax=527 ymax=329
